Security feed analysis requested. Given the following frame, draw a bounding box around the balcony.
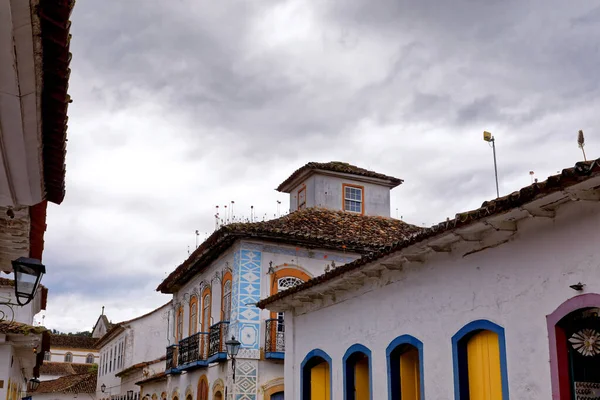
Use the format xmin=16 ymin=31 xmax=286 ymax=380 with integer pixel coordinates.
xmin=265 ymin=318 xmax=285 ymax=360
xmin=177 ymin=332 xmax=209 ymax=370
xmin=207 ymin=321 xmax=229 ymax=363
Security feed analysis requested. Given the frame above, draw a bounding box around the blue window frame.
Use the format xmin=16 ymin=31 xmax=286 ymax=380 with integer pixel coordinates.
xmin=343 ymin=344 xmax=372 ymax=400
xmin=386 ymin=335 xmax=425 ymax=400
xmin=451 ymin=319 xmax=510 ymax=400
xmin=301 ymin=349 xmax=333 ymax=400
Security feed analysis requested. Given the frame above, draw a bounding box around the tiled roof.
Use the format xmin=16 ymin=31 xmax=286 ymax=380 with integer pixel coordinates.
xmin=257 ymin=158 xmax=600 ymax=309
xmin=0 ymin=320 xmax=47 ymax=335
xmin=40 ymin=362 xmax=92 ymax=376
xmin=37 ymin=0 xmax=76 ymax=205
xmin=158 ymin=208 xmax=422 ymax=293
xmin=30 ymin=373 xmax=97 ymax=394
xmin=50 ymin=334 xmax=97 ymax=350
xmin=277 ymin=161 xmax=403 ymax=192
xmin=116 ymin=356 xmax=166 ymax=377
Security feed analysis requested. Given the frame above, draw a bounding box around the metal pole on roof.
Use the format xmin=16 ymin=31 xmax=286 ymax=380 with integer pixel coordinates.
xmin=483 ymin=131 xmax=500 ymax=198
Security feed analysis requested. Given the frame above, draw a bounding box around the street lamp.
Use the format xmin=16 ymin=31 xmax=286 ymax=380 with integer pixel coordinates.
xmin=483 ymin=131 xmax=500 ymax=198
xmin=127 ymin=390 xmax=134 ymax=400
xmin=11 ymin=257 xmax=45 ymax=306
xmin=225 ymin=336 xmax=241 ymax=383
xmin=101 ymin=384 xmax=106 ymax=393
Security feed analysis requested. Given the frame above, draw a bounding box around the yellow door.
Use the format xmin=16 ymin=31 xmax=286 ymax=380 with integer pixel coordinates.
xmin=355 ymin=357 xmax=370 ymax=400
xmin=467 ymin=330 xmax=503 ymax=400
xmin=311 ymin=361 xmax=330 ymax=400
xmin=400 ymin=347 xmax=421 ymax=400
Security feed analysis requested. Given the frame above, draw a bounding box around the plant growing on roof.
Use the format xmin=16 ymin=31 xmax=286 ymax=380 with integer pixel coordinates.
xmin=578 ymin=130 xmax=587 ymax=161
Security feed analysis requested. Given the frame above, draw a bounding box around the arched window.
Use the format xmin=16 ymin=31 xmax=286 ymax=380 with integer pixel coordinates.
xmin=86 ymin=353 xmax=95 ymax=364
xmin=301 ymin=349 xmax=332 ymax=400
xmin=175 ymin=306 xmax=184 ymax=342
xmin=221 ymin=272 xmax=232 ymax=322
xmin=547 ymin=294 xmax=600 ymax=399
xmin=387 ymin=335 xmax=424 ymax=400
xmin=189 ymin=296 xmax=198 ymax=336
xmin=343 ymin=344 xmax=372 ymax=400
xmin=197 ymin=375 xmax=208 ymax=400
xmin=452 ymin=320 xmax=509 ymax=400
xmin=43 ymin=351 xmax=51 ymax=361
xmin=202 ymin=288 xmax=211 ymax=333
xmin=64 ymin=352 xmax=73 ymax=363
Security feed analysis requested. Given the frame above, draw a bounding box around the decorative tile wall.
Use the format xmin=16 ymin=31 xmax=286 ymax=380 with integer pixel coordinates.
xmin=234 ymin=359 xmax=258 ymax=400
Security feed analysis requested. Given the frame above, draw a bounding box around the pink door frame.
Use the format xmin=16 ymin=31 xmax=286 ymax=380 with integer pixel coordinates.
xmin=546 ymin=293 xmax=600 ymax=400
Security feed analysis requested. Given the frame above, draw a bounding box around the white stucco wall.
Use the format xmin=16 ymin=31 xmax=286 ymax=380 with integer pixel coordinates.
xmin=0 ymin=344 xmax=26 ymax=400
xmin=97 ymin=304 xmax=169 ymax=399
xmin=48 ymin=347 xmax=98 ymax=363
xmin=31 ymin=393 xmax=95 ymax=400
xmin=288 ymin=174 xmax=392 ymax=217
xmin=0 ymin=283 xmax=44 ymax=325
xmin=285 ymin=200 xmax=600 ymax=400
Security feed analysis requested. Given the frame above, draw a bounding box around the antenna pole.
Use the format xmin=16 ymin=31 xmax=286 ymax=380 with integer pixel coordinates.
xmin=492 ymin=138 xmax=499 ymax=198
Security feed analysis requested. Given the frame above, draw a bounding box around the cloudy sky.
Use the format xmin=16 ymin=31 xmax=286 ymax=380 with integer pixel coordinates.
xmin=39 ymin=0 xmax=600 ymax=332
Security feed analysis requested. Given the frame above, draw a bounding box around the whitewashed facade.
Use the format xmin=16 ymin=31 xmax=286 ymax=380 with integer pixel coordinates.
xmin=145 ymin=162 xmax=411 ymax=400
xmin=96 ymin=302 xmax=171 ymax=400
xmin=0 ymin=280 xmax=47 ymax=400
xmin=261 ymin=164 xmax=600 ymax=400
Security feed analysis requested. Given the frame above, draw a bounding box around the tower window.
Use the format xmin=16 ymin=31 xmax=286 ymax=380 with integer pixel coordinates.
xmin=343 ymin=184 xmax=363 ymax=214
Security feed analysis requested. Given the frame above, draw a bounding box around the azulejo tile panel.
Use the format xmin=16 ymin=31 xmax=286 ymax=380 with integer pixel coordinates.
xmin=234 ymin=359 xmax=258 ymax=400
xmin=232 ymin=249 xmax=262 ymax=351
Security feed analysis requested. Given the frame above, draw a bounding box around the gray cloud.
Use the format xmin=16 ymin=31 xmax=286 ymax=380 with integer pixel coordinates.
xmin=40 ymin=0 xmax=600 ymax=331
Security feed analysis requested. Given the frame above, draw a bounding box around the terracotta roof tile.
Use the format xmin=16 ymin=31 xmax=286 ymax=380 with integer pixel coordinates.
xmin=40 ymin=362 xmax=92 ymax=376
xmin=38 ymin=0 xmax=76 ymax=205
xmin=50 ymin=334 xmax=97 ymax=350
xmin=257 ymin=158 xmax=600 ymax=308
xmin=30 ymin=373 xmax=97 ymax=394
xmin=277 ymin=161 xmax=403 ymax=192
xmin=0 ymin=321 xmax=47 ymax=335
xmin=158 ymin=208 xmax=422 ymax=293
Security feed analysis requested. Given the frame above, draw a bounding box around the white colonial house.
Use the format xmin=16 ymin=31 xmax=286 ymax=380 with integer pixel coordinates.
xmin=142 ymin=162 xmax=421 ymax=400
xmin=96 ymin=302 xmax=171 ymax=400
xmin=0 ymin=278 xmax=48 ymax=400
xmin=258 ymin=158 xmax=600 ymax=400
xmin=43 ymin=334 xmax=99 ymax=366
xmin=0 ymin=0 xmax=74 ymax=397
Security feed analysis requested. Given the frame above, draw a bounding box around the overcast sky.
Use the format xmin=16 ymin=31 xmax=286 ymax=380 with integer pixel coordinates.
xmin=39 ymin=0 xmax=600 ymax=332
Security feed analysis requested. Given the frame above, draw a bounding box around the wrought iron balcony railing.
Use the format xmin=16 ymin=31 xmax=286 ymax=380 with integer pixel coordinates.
xmin=265 ymin=318 xmax=285 ymax=357
xmin=208 ymin=321 xmax=230 ymax=358
xmin=178 ymin=332 xmax=209 ymax=366
xmin=166 ymin=345 xmax=178 ymax=370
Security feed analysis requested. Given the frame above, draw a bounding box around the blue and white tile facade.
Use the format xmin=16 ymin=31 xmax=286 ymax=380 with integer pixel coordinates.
xmin=230 ymin=244 xmax=263 ymax=400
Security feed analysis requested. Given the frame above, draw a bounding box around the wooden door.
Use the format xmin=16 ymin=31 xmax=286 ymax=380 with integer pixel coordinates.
xmin=400 ymin=347 xmax=421 ymax=400
xmin=311 ymin=361 xmax=330 ymax=400
xmin=467 ymin=330 xmax=503 ymax=400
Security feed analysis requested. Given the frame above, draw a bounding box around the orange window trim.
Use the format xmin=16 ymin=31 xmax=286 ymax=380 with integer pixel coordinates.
xmin=201 ymin=287 xmax=212 ymax=332
xmin=176 ymin=306 xmax=184 ymax=341
xmin=342 ymin=183 xmax=365 ymax=215
xmin=270 ymin=267 xmax=311 ymax=319
xmin=221 ymin=272 xmax=233 ymax=321
xmin=189 ymin=296 xmax=198 ymax=336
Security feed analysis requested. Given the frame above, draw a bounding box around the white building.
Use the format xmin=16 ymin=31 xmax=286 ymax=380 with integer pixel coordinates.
xmin=96 ymin=302 xmax=171 ymax=400
xmin=0 ymin=278 xmax=48 ymax=400
xmin=258 ymin=158 xmax=600 ymax=400
xmin=44 ymin=334 xmax=99 ymax=366
xmin=143 ymin=162 xmax=421 ymax=400
xmin=0 ymin=0 xmax=74 ymax=398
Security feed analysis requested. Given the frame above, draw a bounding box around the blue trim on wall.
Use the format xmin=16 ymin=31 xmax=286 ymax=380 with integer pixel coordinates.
xmin=342 ymin=344 xmax=373 ymax=400
xmin=300 ymin=349 xmax=333 ymax=400
xmin=265 ymin=351 xmax=285 ymax=360
xmin=451 ymin=319 xmax=510 ymax=400
xmin=386 ymin=335 xmax=425 ymax=400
